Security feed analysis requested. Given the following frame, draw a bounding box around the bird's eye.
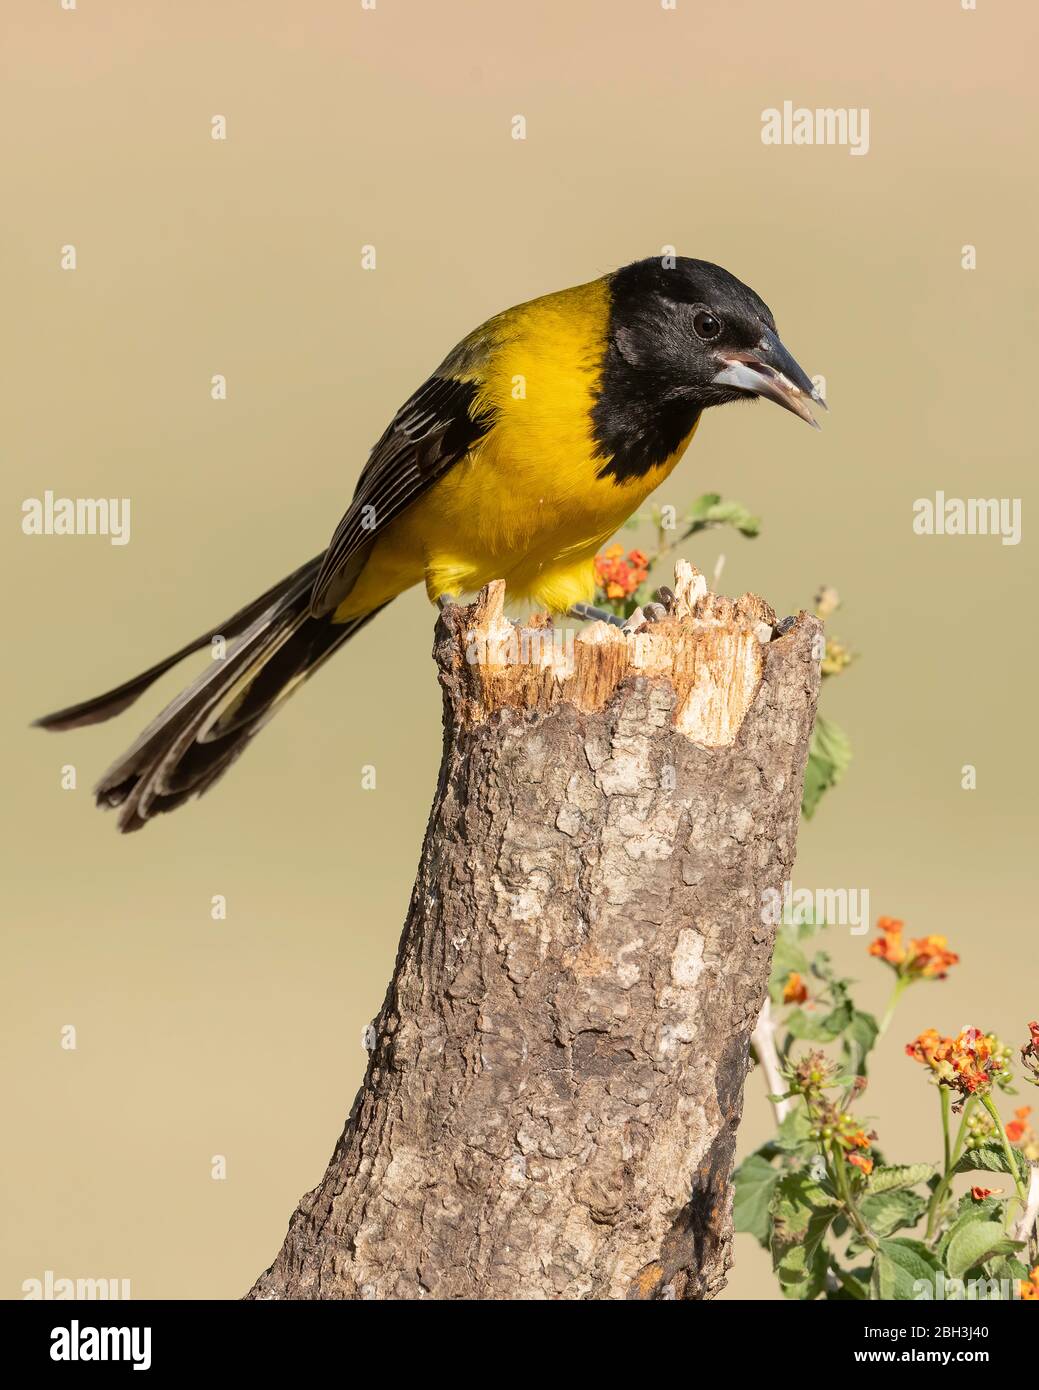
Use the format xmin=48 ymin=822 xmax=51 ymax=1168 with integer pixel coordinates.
xmin=693 ymin=310 xmax=722 ymax=340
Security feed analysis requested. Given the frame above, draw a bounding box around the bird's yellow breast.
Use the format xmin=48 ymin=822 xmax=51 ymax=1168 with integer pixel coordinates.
xmin=336 ymin=278 xmax=697 ymax=618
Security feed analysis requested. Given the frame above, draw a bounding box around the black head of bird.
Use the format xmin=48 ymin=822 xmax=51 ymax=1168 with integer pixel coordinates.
xmin=593 ymin=257 xmax=823 ymax=479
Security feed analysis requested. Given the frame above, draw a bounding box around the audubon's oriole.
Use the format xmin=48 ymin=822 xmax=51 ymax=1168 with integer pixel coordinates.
xmin=37 ymin=256 xmax=822 ymax=831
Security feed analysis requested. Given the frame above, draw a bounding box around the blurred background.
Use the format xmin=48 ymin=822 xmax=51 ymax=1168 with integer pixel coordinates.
xmin=2 ymin=0 xmax=1035 ymax=1299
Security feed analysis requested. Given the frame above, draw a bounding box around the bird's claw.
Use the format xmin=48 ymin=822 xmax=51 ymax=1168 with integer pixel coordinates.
xmin=568 ymin=602 xmax=627 ymax=629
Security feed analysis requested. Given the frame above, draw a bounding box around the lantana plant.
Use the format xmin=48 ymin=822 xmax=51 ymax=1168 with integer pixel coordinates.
xmin=735 ymin=910 xmax=1039 ymax=1299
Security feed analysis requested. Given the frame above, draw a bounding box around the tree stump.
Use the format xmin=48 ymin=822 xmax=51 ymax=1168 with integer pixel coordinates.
xmin=247 ymin=562 xmax=821 ymax=1300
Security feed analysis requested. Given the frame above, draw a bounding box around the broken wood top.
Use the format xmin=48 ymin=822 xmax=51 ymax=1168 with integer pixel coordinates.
xmin=439 ymin=560 xmax=816 ymax=747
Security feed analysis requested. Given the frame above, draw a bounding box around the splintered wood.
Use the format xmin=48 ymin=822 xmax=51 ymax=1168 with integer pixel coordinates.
xmin=446 ymin=560 xmax=796 ymax=747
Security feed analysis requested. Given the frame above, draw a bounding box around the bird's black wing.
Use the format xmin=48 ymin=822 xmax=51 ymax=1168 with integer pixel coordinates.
xmin=309 ymin=335 xmax=499 ymax=618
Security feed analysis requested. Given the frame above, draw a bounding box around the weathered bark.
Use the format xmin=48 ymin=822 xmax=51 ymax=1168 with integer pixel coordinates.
xmin=248 ymin=563 xmax=821 ymax=1301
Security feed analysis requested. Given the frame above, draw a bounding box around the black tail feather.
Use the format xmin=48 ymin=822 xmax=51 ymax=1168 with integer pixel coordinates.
xmin=34 ymin=555 xmax=325 ymax=732
xmin=35 ymin=556 xmax=386 ymax=832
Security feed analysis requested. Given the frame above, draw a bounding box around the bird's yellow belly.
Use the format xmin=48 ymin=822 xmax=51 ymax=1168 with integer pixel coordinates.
xmin=335 ymin=421 xmax=696 ymax=620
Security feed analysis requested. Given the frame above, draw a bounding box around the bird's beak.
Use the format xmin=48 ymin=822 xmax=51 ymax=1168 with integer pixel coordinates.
xmin=711 ymin=328 xmax=826 ymax=428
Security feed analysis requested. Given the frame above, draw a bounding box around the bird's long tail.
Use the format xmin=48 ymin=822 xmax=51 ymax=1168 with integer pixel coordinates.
xmin=34 ymin=556 xmax=386 ymax=832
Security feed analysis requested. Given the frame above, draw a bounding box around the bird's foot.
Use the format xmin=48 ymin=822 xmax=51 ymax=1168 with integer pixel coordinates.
xmin=567 ymin=602 xmax=627 ymax=630
xmin=436 ymin=592 xmax=457 ymax=612
xmin=568 ymin=594 xmax=679 ymax=632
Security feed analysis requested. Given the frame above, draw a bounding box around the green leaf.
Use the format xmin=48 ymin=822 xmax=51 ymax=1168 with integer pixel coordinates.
xmin=771 ymin=1106 xmax=815 ymax=1154
xmin=952 ymin=1142 xmax=1030 ymax=1180
xmin=769 ymin=1173 xmax=840 ymax=1300
xmin=683 ymin=493 xmax=761 ymax=539
xmin=866 ymin=1164 xmax=935 ymax=1196
xmin=841 ymin=1009 xmax=880 ymax=1076
xmin=946 ymin=1221 xmax=1023 ymax=1281
xmin=801 ymin=714 xmax=852 ymax=820
xmin=870 ymin=1238 xmax=942 ymax=1301
xmin=686 ymin=492 xmax=721 ymax=518
xmin=938 ymin=1200 xmax=1006 ymax=1262
xmin=783 ymin=1000 xmax=853 ymax=1043
xmin=733 ymin=1153 xmax=781 ymax=1248
xmin=858 ymin=1189 xmax=927 ymax=1240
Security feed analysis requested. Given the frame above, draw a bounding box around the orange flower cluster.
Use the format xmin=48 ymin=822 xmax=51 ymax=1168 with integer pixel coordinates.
xmin=782 ymin=971 xmax=808 ymax=1004
xmin=969 ymin=1186 xmax=996 ymax=1201
xmin=905 ymin=1026 xmax=1010 ymax=1106
xmin=868 ymin=917 xmax=959 ymax=979
xmin=1021 ymin=1268 xmax=1039 ymax=1301
xmin=808 ymin=1119 xmax=876 ymax=1177
xmin=868 ymin=917 xmax=905 ymax=965
xmin=842 ymin=1124 xmax=875 ymax=1176
xmin=594 ymin=545 xmax=650 ymax=602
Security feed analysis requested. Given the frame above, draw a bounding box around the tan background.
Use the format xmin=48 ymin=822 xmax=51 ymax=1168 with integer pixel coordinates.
xmin=3 ymin=0 xmax=1036 ymax=1299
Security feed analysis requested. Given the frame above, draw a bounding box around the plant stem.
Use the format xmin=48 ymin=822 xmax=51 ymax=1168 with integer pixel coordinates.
xmin=829 ymin=1142 xmax=879 ymax=1254
xmin=925 ymin=1091 xmax=973 ymax=1242
xmin=950 ymin=1098 xmax=975 ymax=1169
xmin=941 ymin=1086 xmax=952 ymax=1175
xmin=981 ymin=1092 xmax=1029 ymax=1207
xmin=877 ymin=975 xmax=909 ymax=1039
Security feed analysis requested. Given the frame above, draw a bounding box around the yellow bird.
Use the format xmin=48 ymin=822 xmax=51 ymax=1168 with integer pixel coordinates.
xmin=37 ymin=256 xmax=822 ymax=831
